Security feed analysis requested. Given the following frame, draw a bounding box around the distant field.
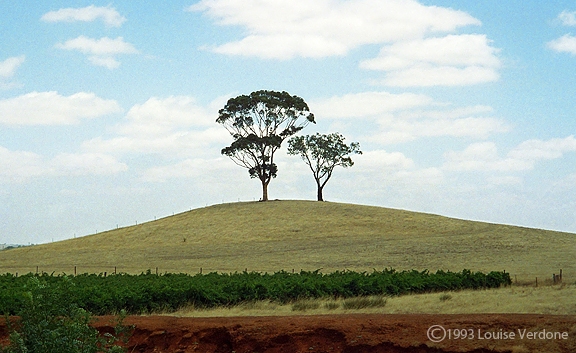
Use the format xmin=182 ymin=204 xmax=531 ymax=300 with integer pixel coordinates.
xmin=0 ymin=200 xmax=573 ymax=282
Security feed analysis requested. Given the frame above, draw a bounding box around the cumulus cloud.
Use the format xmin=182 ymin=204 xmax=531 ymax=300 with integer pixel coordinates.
xmin=361 ymin=35 xmax=500 ymax=70
xmin=350 ymin=149 xmax=444 ymax=195
xmin=50 ymin=153 xmax=128 ymax=176
xmin=310 ymin=91 xmax=434 ymax=119
xmin=355 ymin=150 xmax=415 ymax=171
xmin=189 ymin=0 xmax=479 ymax=59
xmin=56 ymin=36 xmax=138 ymax=69
xmin=41 ymin=5 xmax=126 ymax=27
xmin=142 ymin=157 xmax=236 ymax=182
xmin=0 ymin=147 xmax=127 ymax=183
xmin=508 ymin=136 xmax=576 ymax=160
xmin=361 ymin=34 xmax=501 ymax=86
xmin=443 ymin=136 xmax=576 ymax=172
xmin=443 ymin=142 xmax=528 ymax=172
xmin=0 ymin=91 xmax=122 ymax=126
xmin=0 ymin=146 xmax=45 ymax=182
xmin=190 ymin=0 xmax=499 ymax=86
xmin=83 ymin=95 xmax=230 ymax=158
xmin=547 ymin=34 xmax=576 ymax=55
xmin=0 ymin=55 xmax=25 ymax=89
xmin=0 ymin=56 xmax=25 ymax=78
xmin=368 ymin=116 xmax=508 ymax=144
xmin=558 ymin=10 xmax=576 ymax=26
xmin=311 ymin=91 xmax=508 ymax=144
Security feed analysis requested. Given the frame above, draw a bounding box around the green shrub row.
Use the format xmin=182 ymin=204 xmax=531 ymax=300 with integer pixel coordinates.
xmin=0 ymin=269 xmax=511 ymax=315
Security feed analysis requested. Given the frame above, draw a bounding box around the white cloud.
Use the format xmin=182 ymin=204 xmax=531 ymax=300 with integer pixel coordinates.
xmin=443 ymin=142 xmax=529 ymax=172
xmin=142 ymin=157 xmax=234 ymax=182
xmin=558 ymin=10 xmax=576 ymax=26
xmin=361 ymin=35 xmax=500 ymax=70
xmin=369 ymin=116 xmax=508 ymax=144
xmin=189 ymin=0 xmax=480 ymax=59
xmin=41 ymin=5 xmax=126 ymax=28
xmin=361 ymin=34 xmax=501 ymax=86
xmin=443 ymin=136 xmax=576 ymax=172
xmin=83 ymin=96 xmax=229 ymax=157
xmin=487 ymin=176 xmax=523 ymax=186
xmin=0 ymin=91 xmax=122 ymax=126
xmin=401 ymin=105 xmax=494 ymax=120
xmin=0 ymin=56 xmax=25 ymax=78
xmin=0 ymin=146 xmax=45 ymax=182
xmin=0 ymin=55 xmax=25 ymax=89
xmin=190 ymin=0 xmax=499 ymax=86
xmin=310 ymin=91 xmax=434 ymax=119
xmin=0 ymin=147 xmax=127 ymax=183
xmin=547 ymin=34 xmax=576 ymax=55
xmin=350 ymin=149 xmax=444 ymax=195
xmin=508 ymin=135 xmax=576 ymax=160
xmin=57 ymin=36 xmax=138 ymax=56
xmin=50 ymin=153 xmax=128 ymax=176
xmin=88 ymin=56 xmax=121 ymax=70
xmin=378 ymin=64 xmax=500 ymax=87
xmin=355 ymin=149 xmax=415 ymax=171
xmin=311 ymin=92 xmax=508 ymax=144
xmin=56 ymin=36 xmax=138 ymax=69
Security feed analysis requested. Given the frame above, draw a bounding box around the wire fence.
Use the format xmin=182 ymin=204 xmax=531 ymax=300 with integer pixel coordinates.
xmin=0 ymin=266 xmax=566 ymax=287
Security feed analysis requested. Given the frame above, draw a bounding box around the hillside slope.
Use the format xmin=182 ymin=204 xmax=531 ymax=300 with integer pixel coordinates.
xmin=0 ymin=200 xmax=572 ymax=280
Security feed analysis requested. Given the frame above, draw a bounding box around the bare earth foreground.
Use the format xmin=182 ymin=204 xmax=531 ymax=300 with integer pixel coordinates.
xmin=14 ymin=314 xmax=570 ymax=353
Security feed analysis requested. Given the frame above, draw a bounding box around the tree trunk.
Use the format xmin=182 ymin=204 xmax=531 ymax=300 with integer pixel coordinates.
xmin=261 ymin=180 xmax=269 ymax=201
xmin=317 ymin=185 xmax=324 ymax=201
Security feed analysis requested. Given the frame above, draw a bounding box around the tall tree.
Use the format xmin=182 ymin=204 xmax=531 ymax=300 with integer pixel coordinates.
xmin=217 ymin=90 xmax=315 ymax=201
xmin=288 ymin=133 xmax=361 ymax=201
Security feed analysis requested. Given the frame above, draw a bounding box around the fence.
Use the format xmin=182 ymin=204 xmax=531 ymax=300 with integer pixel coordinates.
xmin=0 ymin=265 xmax=308 ymax=277
xmin=510 ymin=269 xmax=564 ymax=287
xmin=0 ymin=266 xmax=567 ymax=286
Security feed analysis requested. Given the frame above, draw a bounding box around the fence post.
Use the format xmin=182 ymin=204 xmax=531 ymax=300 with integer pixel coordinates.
xmin=560 ymin=269 xmax=563 ymax=282
xmin=74 ymin=266 xmax=77 ymax=276
xmin=535 ymin=277 xmax=538 ymax=287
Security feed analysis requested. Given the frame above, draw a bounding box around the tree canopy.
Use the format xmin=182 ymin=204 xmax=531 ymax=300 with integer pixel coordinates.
xmin=288 ymin=132 xmax=361 ymax=201
xmin=217 ymin=90 xmax=315 ymax=201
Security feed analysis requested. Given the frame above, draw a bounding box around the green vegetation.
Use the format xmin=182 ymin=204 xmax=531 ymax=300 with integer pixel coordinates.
xmin=0 ymin=277 xmax=131 ymax=353
xmin=0 ymin=201 xmax=571 ymax=283
xmin=0 ymin=269 xmax=510 ymax=316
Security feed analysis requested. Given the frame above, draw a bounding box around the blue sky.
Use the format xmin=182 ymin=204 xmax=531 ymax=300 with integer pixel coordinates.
xmin=2 ymin=1 xmax=576 ymax=244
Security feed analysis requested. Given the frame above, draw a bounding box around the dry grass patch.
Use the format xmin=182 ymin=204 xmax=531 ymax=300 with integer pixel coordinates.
xmin=166 ymin=283 xmax=575 ymax=317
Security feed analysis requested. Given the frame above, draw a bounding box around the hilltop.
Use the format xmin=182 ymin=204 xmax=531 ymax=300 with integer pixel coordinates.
xmin=0 ymin=200 xmax=572 ymax=281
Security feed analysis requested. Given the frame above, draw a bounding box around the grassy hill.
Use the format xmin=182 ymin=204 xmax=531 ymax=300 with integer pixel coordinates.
xmin=0 ymin=200 xmax=573 ymax=281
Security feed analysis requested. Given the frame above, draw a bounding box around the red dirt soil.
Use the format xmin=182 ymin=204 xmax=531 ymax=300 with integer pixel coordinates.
xmin=2 ymin=314 xmax=575 ymax=352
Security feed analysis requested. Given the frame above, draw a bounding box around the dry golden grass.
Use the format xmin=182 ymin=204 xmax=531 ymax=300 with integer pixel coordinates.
xmin=166 ymin=283 xmax=576 ymax=317
xmin=0 ymin=200 xmax=573 ymax=284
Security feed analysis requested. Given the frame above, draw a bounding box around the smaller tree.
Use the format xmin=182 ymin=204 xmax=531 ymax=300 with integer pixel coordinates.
xmin=288 ymin=133 xmax=361 ymax=201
